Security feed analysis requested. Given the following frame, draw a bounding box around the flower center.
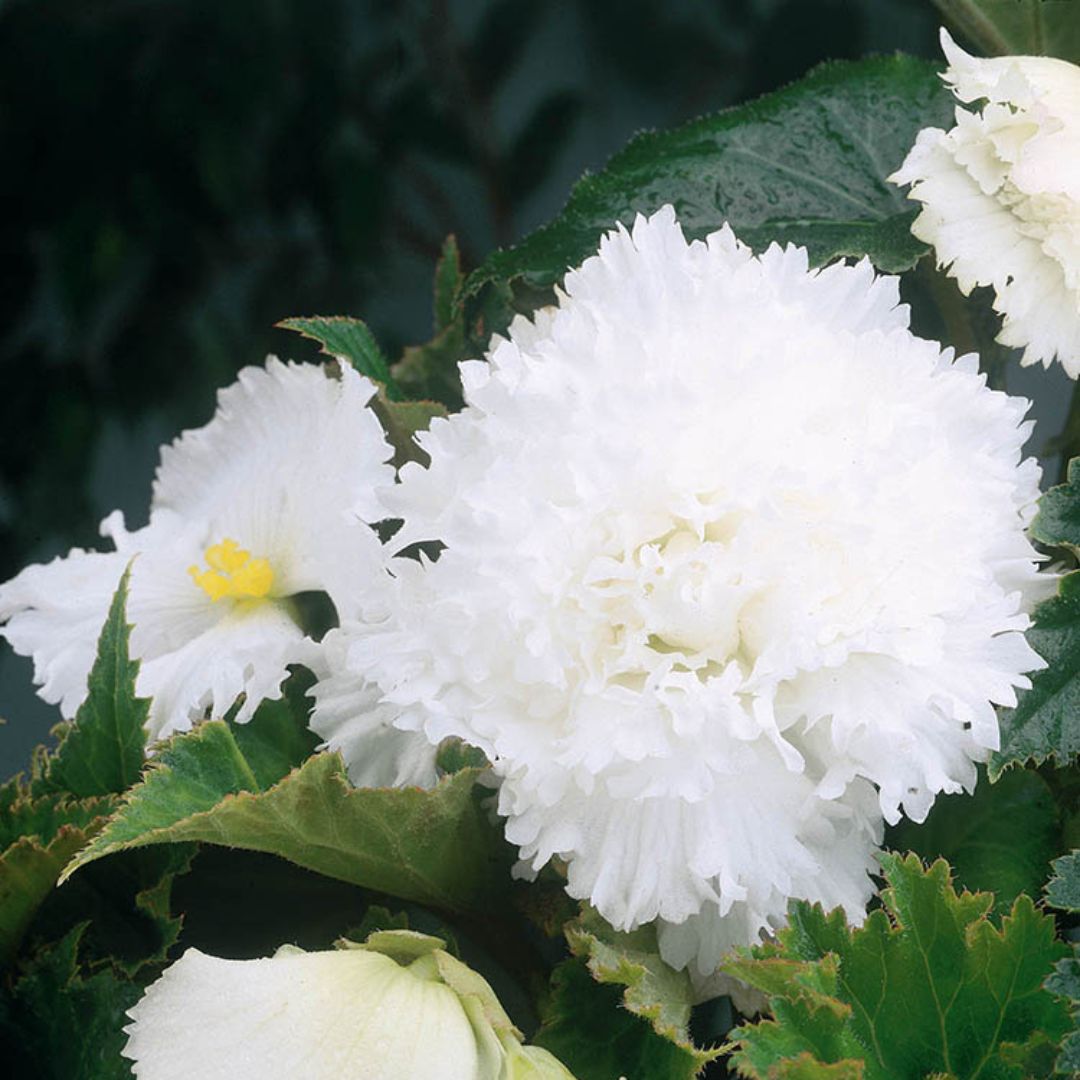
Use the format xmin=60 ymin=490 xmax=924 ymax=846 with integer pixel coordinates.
xmin=188 ymin=538 xmax=274 ymax=602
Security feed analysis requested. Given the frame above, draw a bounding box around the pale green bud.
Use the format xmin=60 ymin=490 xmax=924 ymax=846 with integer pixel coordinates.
xmin=123 ymin=929 xmax=575 ymax=1080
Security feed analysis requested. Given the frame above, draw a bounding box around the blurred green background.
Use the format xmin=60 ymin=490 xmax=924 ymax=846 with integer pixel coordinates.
xmin=2 ymin=0 xmax=1068 ymax=773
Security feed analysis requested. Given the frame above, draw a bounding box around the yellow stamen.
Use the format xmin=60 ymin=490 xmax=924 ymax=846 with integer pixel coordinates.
xmin=189 ymin=538 xmax=274 ymax=602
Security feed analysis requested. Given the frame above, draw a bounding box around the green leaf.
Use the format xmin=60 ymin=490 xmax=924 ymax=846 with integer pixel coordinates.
xmin=990 ymin=571 xmax=1080 ymax=778
xmin=1046 ymin=850 xmax=1080 ymax=912
xmin=565 ymin=906 xmax=711 ymax=1058
xmin=62 ymin=722 xmax=512 ymax=915
xmin=41 ymin=567 xmax=149 ymax=799
xmin=724 ymin=853 xmax=1071 ymax=1079
xmin=0 ymin=795 xmax=113 ymax=965
xmin=0 ymin=924 xmax=139 ymax=1079
xmin=468 ymin=55 xmax=953 ymax=296
xmin=886 ymin=767 xmax=1059 ymax=911
xmin=1046 ymin=950 xmax=1080 ymax=1073
xmin=932 ymin=0 xmax=1080 ymax=63
xmin=433 ymin=234 xmax=463 ymax=333
xmin=1031 ymin=456 xmax=1080 ymax=554
xmin=34 ymin=844 xmax=194 ymax=977
xmin=277 ymin=316 xmax=400 ymax=398
xmin=534 ymin=959 xmax=714 ymax=1080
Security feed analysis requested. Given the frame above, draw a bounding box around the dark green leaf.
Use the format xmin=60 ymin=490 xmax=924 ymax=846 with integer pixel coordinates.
xmin=724 ymin=853 xmax=1071 ymax=1078
xmin=535 ymin=959 xmax=715 ymax=1080
xmin=991 ymin=571 xmax=1080 ymax=777
xmin=886 ymin=767 xmax=1059 ymax=911
xmin=0 ymin=924 xmax=139 ymax=1079
xmin=0 ymin=795 xmax=113 ymax=965
xmin=277 ymin=316 xmax=400 ymax=398
xmin=62 ymin=722 xmax=513 ymax=915
xmin=42 ymin=567 xmax=149 ymax=799
xmin=933 ymin=0 xmax=1080 ymax=63
xmin=1046 ymin=850 xmax=1080 ymax=912
xmin=1030 ymin=456 xmax=1080 ymax=554
xmin=468 ymin=55 xmax=953 ymax=295
xmin=1046 ymin=950 xmax=1080 ymax=1073
xmin=34 ymin=845 xmax=194 ymax=977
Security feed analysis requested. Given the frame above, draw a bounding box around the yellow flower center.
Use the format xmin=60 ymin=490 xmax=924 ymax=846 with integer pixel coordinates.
xmin=188 ymin=538 xmax=274 ymax=603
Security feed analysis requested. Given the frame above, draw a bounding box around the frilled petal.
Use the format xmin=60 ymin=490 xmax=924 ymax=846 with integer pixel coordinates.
xmin=0 ymin=545 xmax=130 ymax=719
xmin=152 ymin=357 xmax=395 ymax=614
xmin=891 ymin=29 xmax=1080 ymax=374
xmin=123 ymin=947 xmax=481 ymax=1080
xmin=309 ymin=625 xmax=440 ymax=788
xmin=326 ymin=208 xmax=1045 ymax=973
xmin=137 ymin=602 xmax=308 ymax=740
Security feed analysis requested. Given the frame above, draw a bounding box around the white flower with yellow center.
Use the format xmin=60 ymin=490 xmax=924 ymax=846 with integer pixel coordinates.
xmin=317 ymin=207 xmax=1048 ymax=977
xmin=891 ymin=29 xmax=1080 ymax=374
xmin=122 ymin=931 xmax=575 ymax=1079
xmin=0 ymin=357 xmax=396 ymax=742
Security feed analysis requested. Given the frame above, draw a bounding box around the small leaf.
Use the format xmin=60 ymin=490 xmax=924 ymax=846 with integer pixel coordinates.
xmin=468 ymin=55 xmax=954 ymax=296
xmin=277 ymin=316 xmax=400 ymax=398
xmin=433 ymin=234 xmax=463 ymax=334
xmin=932 ymin=0 xmax=1080 ymax=63
xmin=0 ymin=795 xmax=114 ymax=965
xmin=1046 ymin=850 xmax=1080 ymax=912
xmin=42 ymin=567 xmax=149 ymax=799
xmin=565 ymin=906 xmax=705 ymax=1053
xmin=724 ymin=853 xmax=1071 ymax=1078
xmin=1030 ymin=456 xmax=1080 ymax=555
xmin=62 ymin=722 xmax=513 ymax=915
xmin=1046 ymin=950 xmax=1080 ymax=1073
xmin=991 ymin=571 xmax=1080 ymax=777
xmin=0 ymin=924 xmax=140 ymax=1079
xmin=885 ymin=767 xmax=1059 ymax=911
xmin=534 ymin=959 xmax=715 ymax=1080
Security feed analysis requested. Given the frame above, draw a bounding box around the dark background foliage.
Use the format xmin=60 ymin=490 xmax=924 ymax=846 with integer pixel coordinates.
xmin=0 ymin=0 xmax=1035 ymax=770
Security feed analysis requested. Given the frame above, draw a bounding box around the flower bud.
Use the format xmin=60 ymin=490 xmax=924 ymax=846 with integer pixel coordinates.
xmin=123 ymin=930 xmax=575 ymax=1080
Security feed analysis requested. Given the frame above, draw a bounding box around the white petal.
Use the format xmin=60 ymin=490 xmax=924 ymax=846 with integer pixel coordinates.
xmin=153 ymin=357 xmax=395 ymax=613
xmin=309 ymin=627 xmax=439 ymax=788
xmin=123 ymin=948 xmax=480 ymax=1080
xmin=0 ymin=546 xmax=129 ymax=719
xmin=137 ymin=602 xmax=307 ymax=740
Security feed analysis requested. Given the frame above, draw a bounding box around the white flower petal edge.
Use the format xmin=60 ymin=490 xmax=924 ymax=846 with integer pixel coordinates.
xmin=122 ymin=934 xmax=576 ymax=1080
xmin=0 ymin=358 xmax=395 ymax=741
xmin=891 ymin=28 xmax=1080 ymax=374
xmin=322 ymin=206 xmax=1048 ymax=976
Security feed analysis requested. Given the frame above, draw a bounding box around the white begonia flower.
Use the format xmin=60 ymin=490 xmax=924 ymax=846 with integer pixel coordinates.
xmin=0 ymin=357 xmax=395 ymax=741
xmin=123 ymin=931 xmax=575 ymax=1080
xmin=891 ymin=29 xmax=1080 ymax=374
xmin=316 ymin=207 xmax=1048 ymax=977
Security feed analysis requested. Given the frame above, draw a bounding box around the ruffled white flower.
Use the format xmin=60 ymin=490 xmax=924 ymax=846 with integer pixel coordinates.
xmin=123 ymin=931 xmax=575 ymax=1080
xmin=0 ymin=357 xmax=394 ymax=741
xmin=319 ymin=208 xmax=1049 ymax=976
xmin=891 ymin=29 xmax=1080 ymax=374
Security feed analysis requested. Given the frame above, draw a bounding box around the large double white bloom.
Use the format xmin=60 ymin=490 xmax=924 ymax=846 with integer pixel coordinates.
xmin=891 ymin=30 xmax=1080 ymax=374
xmin=318 ymin=208 xmax=1047 ymax=975
xmin=0 ymin=358 xmax=394 ymax=741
